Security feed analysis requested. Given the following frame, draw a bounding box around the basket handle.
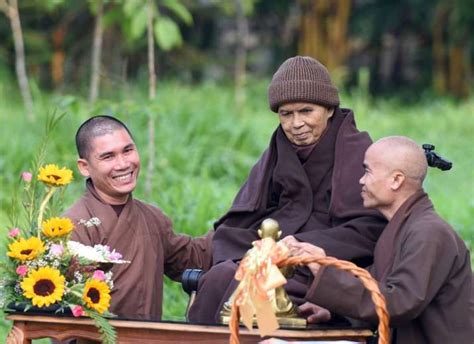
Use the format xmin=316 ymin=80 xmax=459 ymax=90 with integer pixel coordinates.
xmin=229 ymin=255 xmax=390 ymax=344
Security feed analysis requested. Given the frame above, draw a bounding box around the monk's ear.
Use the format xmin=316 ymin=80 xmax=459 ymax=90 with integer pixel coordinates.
xmin=327 ymin=107 xmax=335 ymax=118
xmin=390 ymin=171 xmax=405 ymax=191
xmin=77 ymin=158 xmax=91 ymax=177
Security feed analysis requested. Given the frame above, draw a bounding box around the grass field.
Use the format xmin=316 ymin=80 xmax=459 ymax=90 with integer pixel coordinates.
xmin=0 ymin=80 xmax=472 ymax=341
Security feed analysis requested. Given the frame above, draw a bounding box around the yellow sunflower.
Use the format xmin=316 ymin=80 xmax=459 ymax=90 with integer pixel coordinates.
xmin=7 ymin=237 xmax=45 ymax=261
xmin=42 ymin=217 xmax=74 ymax=238
xmin=21 ymin=266 xmax=65 ymax=307
xmin=37 ymin=164 xmax=73 ymax=186
xmin=83 ymin=279 xmax=111 ymax=314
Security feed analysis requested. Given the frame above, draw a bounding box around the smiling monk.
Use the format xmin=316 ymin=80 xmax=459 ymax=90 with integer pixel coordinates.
xmin=188 ymin=56 xmax=387 ymax=323
xmin=64 ymin=115 xmax=213 ymax=320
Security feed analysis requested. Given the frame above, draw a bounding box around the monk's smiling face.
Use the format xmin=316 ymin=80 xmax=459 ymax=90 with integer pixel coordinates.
xmin=77 ymin=128 xmax=140 ymax=205
xmin=278 ymin=102 xmax=334 ymax=146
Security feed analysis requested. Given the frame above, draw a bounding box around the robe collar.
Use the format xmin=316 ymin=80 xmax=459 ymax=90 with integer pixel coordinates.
xmin=373 ymin=189 xmax=433 ymax=281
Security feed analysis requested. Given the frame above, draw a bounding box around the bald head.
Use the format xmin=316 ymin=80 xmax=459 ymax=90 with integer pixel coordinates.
xmin=75 ymin=115 xmax=134 ymax=159
xmin=360 ymin=136 xmax=427 ymax=218
xmin=369 ymin=136 xmax=427 ymax=187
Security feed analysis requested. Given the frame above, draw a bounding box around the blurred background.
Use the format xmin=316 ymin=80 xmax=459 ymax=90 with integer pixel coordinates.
xmin=1 ymin=0 xmax=473 ymax=100
xmin=0 ymin=0 xmax=473 ymax=340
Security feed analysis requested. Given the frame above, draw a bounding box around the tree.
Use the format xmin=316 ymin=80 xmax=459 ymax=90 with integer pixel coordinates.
xmin=0 ymin=0 xmax=35 ymax=120
xmin=349 ymin=0 xmax=472 ymax=98
xmin=234 ymin=0 xmax=249 ymax=109
xmin=120 ymin=0 xmax=192 ymax=197
xmin=89 ymin=0 xmax=104 ymax=104
xmin=298 ymin=0 xmax=352 ymax=82
xmin=432 ymin=0 xmax=473 ymax=98
xmin=210 ymin=0 xmax=257 ymax=109
xmin=146 ymin=0 xmax=157 ymax=196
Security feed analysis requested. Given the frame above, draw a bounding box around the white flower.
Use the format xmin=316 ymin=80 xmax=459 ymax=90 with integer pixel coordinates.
xmin=49 ymin=243 xmax=64 ymax=256
xmin=37 ymin=259 xmax=47 ymax=267
xmin=78 ymin=217 xmax=102 ymax=228
xmin=14 ymin=283 xmax=22 ymax=295
xmin=105 ymin=271 xmax=114 ymax=289
xmin=67 ymin=241 xmax=129 ymax=264
xmin=74 ymin=271 xmax=83 ymax=283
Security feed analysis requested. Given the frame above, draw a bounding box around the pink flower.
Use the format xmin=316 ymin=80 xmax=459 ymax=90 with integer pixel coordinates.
xmin=8 ymin=228 xmax=20 ymax=238
xmin=93 ymin=270 xmax=106 ymax=281
xmin=16 ymin=265 xmax=28 ymax=276
xmin=50 ymin=243 xmax=64 ymax=256
xmin=21 ymin=171 xmax=32 ymax=182
xmin=108 ymin=252 xmax=123 ymax=261
xmin=71 ymin=305 xmax=85 ymax=317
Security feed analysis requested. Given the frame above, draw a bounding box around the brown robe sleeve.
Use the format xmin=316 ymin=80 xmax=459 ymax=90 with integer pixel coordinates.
xmin=294 ymin=215 xmax=385 ymax=266
xmin=133 ymin=201 xmax=214 ymax=282
xmin=161 ymin=215 xmax=214 ymax=281
xmin=305 ymin=218 xmax=472 ymax=331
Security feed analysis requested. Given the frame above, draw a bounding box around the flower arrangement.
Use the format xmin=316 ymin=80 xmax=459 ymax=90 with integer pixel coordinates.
xmin=0 ymin=163 xmax=123 ymax=343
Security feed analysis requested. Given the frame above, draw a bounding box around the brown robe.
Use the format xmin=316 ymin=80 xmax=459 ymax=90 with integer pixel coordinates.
xmin=65 ymin=181 xmax=213 ymax=320
xmin=188 ymin=108 xmax=387 ymax=323
xmin=305 ymin=191 xmax=473 ymax=344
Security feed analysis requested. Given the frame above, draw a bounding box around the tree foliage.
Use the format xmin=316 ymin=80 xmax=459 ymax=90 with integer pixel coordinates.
xmin=0 ymin=0 xmax=471 ymax=99
xmin=120 ymin=0 xmax=192 ymax=51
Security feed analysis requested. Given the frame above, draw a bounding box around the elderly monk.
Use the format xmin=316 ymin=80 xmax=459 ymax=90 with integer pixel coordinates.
xmin=291 ymin=136 xmax=473 ymax=344
xmin=65 ymin=115 xmax=213 ymax=320
xmin=188 ymin=56 xmax=387 ymax=323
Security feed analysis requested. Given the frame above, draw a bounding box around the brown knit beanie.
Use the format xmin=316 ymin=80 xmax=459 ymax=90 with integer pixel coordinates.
xmin=268 ymin=56 xmax=340 ymax=112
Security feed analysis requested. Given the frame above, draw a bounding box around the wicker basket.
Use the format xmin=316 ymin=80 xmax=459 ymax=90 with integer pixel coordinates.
xmin=229 ymin=255 xmax=390 ymax=344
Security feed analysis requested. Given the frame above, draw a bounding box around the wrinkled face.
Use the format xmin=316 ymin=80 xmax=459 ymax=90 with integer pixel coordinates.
xmin=77 ymin=129 xmax=140 ymax=205
xmin=278 ymin=102 xmax=334 ymax=146
xmin=359 ymin=145 xmax=394 ymax=211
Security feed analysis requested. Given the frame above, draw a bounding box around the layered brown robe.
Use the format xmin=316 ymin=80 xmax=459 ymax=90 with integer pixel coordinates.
xmin=188 ymin=108 xmax=387 ymax=323
xmin=306 ymin=191 xmax=473 ymax=344
xmin=65 ymin=181 xmax=213 ymax=320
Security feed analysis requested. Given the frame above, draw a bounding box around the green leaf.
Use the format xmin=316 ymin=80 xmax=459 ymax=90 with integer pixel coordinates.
xmin=130 ymin=4 xmax=148 ymax=39
xmin=41 ymin=0 xmax=65 ymax=12
xmin=103 ymin=7 xmax=123 ymax=28
xmin=161 ymin=0 xmax=193 ymax=25
xmin=154 ymin=16 xmax=182 ymax=51
xmin=122 ymin=0 xmax=141 ymax=17
xmin=86 ymin=309 xmax=117 ymax=344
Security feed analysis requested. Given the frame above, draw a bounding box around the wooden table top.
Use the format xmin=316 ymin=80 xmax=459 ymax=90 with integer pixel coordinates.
xmin=6 ymin=313 xmax=375 ymax=343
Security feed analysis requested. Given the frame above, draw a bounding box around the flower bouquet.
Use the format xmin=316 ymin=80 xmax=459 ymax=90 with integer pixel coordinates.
xmin=1 ymin=164 xmax=124 ymax=343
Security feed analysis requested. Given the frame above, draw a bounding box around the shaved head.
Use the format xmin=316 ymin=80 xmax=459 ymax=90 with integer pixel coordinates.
xmin=75 ymin=115 xmax=134 ymax=159
xmin=369 ymin=136 xmax=427 ymax=187
xmin=360 ymin=136 xmax=427 ymax=218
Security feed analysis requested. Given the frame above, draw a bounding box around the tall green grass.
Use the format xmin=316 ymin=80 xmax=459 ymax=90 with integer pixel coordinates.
xmin=0 ymin=80 xmax=472 ymax=341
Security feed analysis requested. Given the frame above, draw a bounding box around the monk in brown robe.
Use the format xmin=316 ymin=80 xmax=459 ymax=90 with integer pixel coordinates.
xmin=188 ymin=56 xmax=387 ymax=323
xmin=291 ymin=136 xmax=473 ymax=343
xmin=65 ymin=115 xmax=213 ymax=320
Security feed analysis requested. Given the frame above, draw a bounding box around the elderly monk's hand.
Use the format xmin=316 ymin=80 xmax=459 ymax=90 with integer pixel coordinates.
xmin=298 ymin=302 xmax=331 ymax=323
xmin=289 ymin=242 xmax=326 ymax=276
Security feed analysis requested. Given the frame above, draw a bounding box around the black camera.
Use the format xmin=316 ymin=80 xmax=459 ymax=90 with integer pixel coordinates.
xmin=422 ymin=144 xmax=452 ymax=171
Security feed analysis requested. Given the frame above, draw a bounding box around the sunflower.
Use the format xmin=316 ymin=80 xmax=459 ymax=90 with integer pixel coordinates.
xmin=42 ymin=217 xmax=74 ymax=238
xmin=37 ymin=164 xmax=73 ymax=186
xmin=7 ymin=237 xmax=45 ymax=261
xmin=21 ymin=266 xmax=65 ymax=307
xmin=83 ymin=279 xmax=111 ymax=314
